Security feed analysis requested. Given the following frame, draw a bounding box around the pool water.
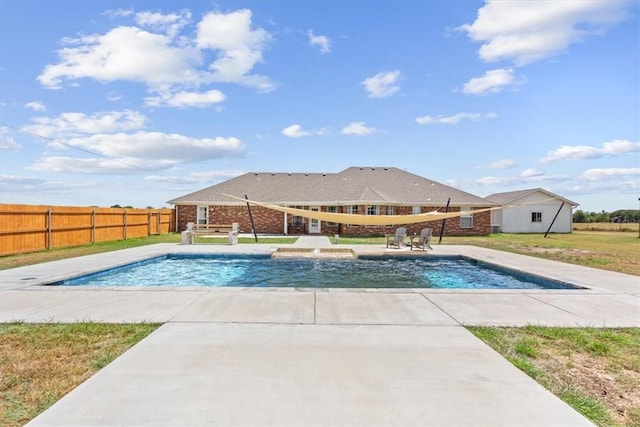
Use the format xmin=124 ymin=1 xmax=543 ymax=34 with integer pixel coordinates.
xmin=58 ymin=254 xmax=578 ymax=290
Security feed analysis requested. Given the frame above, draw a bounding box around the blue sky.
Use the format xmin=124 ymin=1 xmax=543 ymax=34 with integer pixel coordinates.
xmin=1 ymin=0 xmax=638 ymax=211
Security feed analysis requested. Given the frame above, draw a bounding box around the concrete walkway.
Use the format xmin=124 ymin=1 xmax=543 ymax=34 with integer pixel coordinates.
xmin=1 ymin=240 xmax=637 ymax=426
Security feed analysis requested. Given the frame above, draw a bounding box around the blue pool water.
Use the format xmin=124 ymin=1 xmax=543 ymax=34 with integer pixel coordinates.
xmin=58 ymin=254 xmax=579 ymax=289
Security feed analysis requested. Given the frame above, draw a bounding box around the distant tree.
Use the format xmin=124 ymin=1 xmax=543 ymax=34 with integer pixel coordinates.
xmin=110 ymin=204 xmax=122 ymax=208
xmin=573 ymin=210 xmax=587 ymax=223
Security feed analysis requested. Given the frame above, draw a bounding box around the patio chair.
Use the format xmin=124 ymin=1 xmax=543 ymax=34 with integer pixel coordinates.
xmin=386 ymin=227 xmax=407 ymax=248
xmin=410 ymin=228 xmax=433 ymax=251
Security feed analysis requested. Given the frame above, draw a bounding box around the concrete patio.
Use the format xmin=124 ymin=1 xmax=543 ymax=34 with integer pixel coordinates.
xmin=1 ymin=239 xmax=638 ymax=426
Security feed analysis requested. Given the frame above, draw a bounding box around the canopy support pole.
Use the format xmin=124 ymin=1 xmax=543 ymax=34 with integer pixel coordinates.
xmin=544 ymin=202 xmax=564 ymax=238
xmin=245 ymin=194 xmax=258 ymax=242
xmin=438 ymin=198 xmax=450 ymax=244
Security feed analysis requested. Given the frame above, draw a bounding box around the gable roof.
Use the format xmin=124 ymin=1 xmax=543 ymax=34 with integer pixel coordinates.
xmin=168 ymin=166 xmax=492 ymax=207
xmin=485 ymin=188 xmax=579 ymax=207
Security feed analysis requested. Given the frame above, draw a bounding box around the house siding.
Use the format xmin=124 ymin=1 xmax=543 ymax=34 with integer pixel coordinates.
xmin=176 ymin=204 xmax=491 ymax=236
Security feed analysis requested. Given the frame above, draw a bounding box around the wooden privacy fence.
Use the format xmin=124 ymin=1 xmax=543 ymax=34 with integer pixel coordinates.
xmin=0 ymin=204 xmax=176 ymax=256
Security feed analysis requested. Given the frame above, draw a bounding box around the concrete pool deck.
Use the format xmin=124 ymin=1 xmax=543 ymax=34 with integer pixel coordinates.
xmin=1 ymin=239 xmax=638 ymax=426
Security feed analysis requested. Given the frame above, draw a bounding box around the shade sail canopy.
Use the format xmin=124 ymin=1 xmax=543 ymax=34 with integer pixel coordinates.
xmin=224 ymin=194 xmax=499 ymax=226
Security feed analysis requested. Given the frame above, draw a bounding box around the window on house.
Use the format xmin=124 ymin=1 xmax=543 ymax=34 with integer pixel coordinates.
xmin=326 ymin=206 xmax=338 ymax=226
xmin=347 ymin=205 xmax=358 ymax=227
xmin=460 ymin=207 xmax=473 ymax=229
xmin=197 ymin=206 xmax=208 ymax=225
xmin=366 ymin=205 xmax=380 ymax=228
xmin=531 ymin=212 xmax=542 ymax=223
xmin=412 ymin=206 xmax=421 ymax=215
xmin=385 ymin=206 xmax=394 ymax=227
xmin=291 ymin=206 xmax=304 ymax=227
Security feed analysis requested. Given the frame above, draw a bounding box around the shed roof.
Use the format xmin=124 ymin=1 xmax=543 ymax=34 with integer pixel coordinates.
xmin=485 ymin=188 xmax=579 ymax=207
xmin=168 ymin=166 xmax=492 ymax=207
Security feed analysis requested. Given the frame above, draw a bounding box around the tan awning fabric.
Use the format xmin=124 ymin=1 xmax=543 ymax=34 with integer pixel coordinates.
xmin=223 ymin=194 xmax=500 ymax=226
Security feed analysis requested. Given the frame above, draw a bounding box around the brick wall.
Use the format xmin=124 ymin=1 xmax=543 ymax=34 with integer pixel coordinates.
xmin=176 ymin=204 xmax=491 ymax=236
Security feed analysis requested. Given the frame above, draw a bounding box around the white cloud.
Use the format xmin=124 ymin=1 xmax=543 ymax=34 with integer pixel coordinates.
xmin=38 ymin=26 xmax=201 ymax=89
xmin=135 ymin=9 xmax=191 ymax=38
xmin=282 ymin=124 xmax=313 ymax=138
xmin=341 ymin=122 xmax=376 ymax=136
xmin=25 ymin=101 xmax=46 ymax=112
xmin=580 ymin=168 xmax=640 ymax=181
xmin=540 ymin=139 xmax=640 ymax=163
xmin=476 ymin=169 xmax=567 ymax=186
xmin=0 ymin=127 xmax=21 ymax=150
xmin=145 ymin=169 xmax=244 ymax=184
xmin=24 ymin=110 xmax=146 ymax=138
xmin=197 ymin=9 xmax=274 ymax=91
xmin=38 ymin=8 xmax=275 ymax=93
xmin=362 ymin=70 xmax=401 ymax=98
xmin=28 ymin=132 xmax=245 ymax=174
xmin=0 ymin=174 xmax=95 ymax=193
xmin=416 ymin=112 xmax=497 ymax=125
xmin=460 ymin=0 xmax=631 ymax=65
xmin=103 ymin=8 xmax=134 ymax=19
xmin=520 ymin=168 xmax=543 ymax=177
xmin=308 ymin=30 xmax=331 ymax=54
xmin=490 ymin=159 xmax=517 ymax=169
xmin=145 ymin=89 xmax=226 ymax=108
xmin=462 ymin=68 xmax=523 ymax=95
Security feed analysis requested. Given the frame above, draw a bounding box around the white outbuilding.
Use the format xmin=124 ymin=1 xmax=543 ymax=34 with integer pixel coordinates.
xmin=485 ymin=188 xmax=579 ymax=234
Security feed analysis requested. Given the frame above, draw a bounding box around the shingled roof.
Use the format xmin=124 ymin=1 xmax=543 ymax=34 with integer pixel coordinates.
xmin=485 ymin=188 xmax=578 ymax=206
xmin=168 ymin=167 xmax=492 ymax=207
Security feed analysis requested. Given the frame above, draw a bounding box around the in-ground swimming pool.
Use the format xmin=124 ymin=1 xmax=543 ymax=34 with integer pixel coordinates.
xmin=57 ymin=254 xmax=580 ymax=290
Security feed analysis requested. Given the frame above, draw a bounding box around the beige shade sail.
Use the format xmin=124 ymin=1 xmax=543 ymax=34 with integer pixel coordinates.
xmin=223 ymin=194 xmax=500 ymax=226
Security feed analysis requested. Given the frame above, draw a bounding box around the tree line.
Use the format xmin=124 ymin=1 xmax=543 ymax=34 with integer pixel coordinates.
xmin=573 ymin=209 xmax=638 ymax=223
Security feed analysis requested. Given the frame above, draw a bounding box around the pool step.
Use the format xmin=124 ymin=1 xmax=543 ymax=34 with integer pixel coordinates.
xmin=271 ymin=248 xmax=358 ymax=259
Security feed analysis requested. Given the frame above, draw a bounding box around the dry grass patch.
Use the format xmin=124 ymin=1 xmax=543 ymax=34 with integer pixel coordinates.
xmin=0 ymin=322 xmax=159 ymax=427
xmin=469 ymin=326 xmax=640 ymax=427
xmin=446 ymin=231 xmax=640 ymax=276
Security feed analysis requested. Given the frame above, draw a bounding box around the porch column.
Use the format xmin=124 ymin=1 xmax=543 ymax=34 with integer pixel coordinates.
xmin=283 ymin=211 xmax=288 ymax=235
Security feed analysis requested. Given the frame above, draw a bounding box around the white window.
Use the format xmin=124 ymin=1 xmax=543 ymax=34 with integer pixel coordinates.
xmin=197 ymin=206 xmax=208 ymax=225
xmin=412 ymin=206 xmax=421 ymax=215
xmin=326 ymin=206 xmax=338 ymax=226
xmin=366 ymin=205 xmax=380 ymax=228
xmin=366 ymin=205 xmax=380 ymax=216
xmin=291 ymin=206 xmax=304 ymax=227
xmin=460 ymin=207 xmax=473 ymax=229
xmin=531 ymin=212 xmax=542 ymax=223
xmin=347 ymin=205 xmax=358 ymax=227
xmin=385 ymin=206 xmax=394 ymax=227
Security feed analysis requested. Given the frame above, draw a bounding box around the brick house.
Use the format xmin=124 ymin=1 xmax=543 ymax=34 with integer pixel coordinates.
xmin=167 ymin=167 xmax=495 ymax=236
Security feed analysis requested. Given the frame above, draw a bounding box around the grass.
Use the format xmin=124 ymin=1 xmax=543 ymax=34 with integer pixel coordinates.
xmin=0 ymin=234 xmax=296 ymax=270
xmin=0 ymin=322 xmax=160 ymax=427
xmin=468 ymin=326 xmax=640 ymax=427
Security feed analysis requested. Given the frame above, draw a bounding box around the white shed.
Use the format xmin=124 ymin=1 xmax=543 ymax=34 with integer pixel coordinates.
xmin=485 ymin=188 xmax=579 ymax=233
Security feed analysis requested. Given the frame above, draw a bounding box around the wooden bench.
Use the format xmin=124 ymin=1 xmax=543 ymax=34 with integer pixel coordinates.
xmin=186 ymin=223 xmax=239 ymax=244
xmin=189 ymin=224 xmax=235 ymax=235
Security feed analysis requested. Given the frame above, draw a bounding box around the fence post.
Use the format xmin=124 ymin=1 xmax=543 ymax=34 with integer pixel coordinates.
xmin=148 ymin=210 xmax=152 ymax=236
xmin=92 ymin=209 xmax=96 ymax=243
xmin=124 ymin=210 xmax=128 ymax=240
xmin=46 ymin=208 xmax=52 ymax=250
